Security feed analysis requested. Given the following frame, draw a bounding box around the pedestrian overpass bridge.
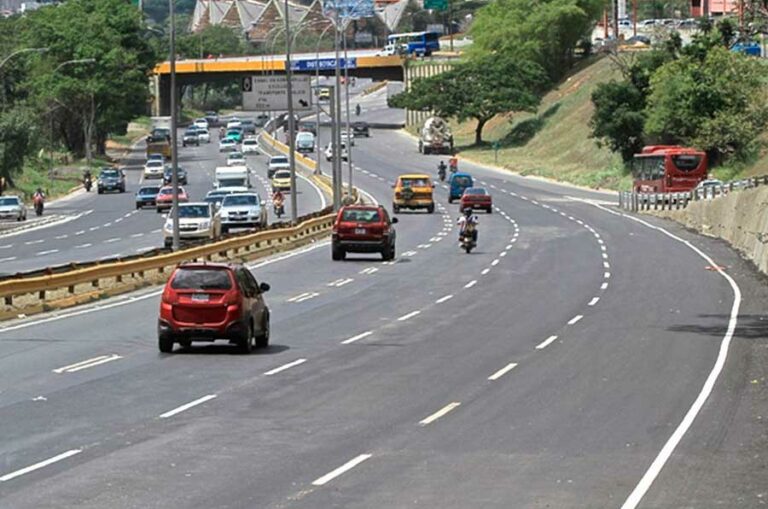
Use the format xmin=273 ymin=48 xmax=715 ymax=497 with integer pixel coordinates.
xmin=151 ymin=50 xmax=405 ymax=115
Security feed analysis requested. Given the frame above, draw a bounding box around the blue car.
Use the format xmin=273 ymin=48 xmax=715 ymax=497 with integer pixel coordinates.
xmin=135 ymin=185 xmax=161 ymax=209
xmin=448 ymin=172 xmax=473 ymax=203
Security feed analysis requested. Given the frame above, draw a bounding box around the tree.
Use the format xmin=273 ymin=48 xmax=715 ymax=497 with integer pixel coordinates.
xmin=0 ymin=107 xmax=37 ymax=187
xmin=177 ymin=25 xmax=245 ymax=59
xmin=469 ymin=0 xmax=604 ymax=81
xmin=391 ymin=56 xmax=547 ymax=144
xmin=644 ymin=47 xmax=768 ymax=162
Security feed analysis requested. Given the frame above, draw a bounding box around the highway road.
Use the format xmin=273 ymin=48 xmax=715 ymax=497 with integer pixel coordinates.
xmin=0 ymin=95 xmax=766 ymax=509
xmin=0 ymin=130 xmax=325 ymax=276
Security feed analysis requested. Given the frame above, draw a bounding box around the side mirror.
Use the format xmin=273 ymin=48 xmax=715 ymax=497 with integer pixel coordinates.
xmin=259 ymin=282 xmax=270 ymax=293
xmin=431 ymin=183 xmax=436 ymax=188
xmin=391 ymin=217 xmax=399 ymax=224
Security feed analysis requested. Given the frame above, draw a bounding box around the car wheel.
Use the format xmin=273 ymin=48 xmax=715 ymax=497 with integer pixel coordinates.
xmin=392 ymin=204 xmax=400 ymax=213
xmin=16 ymin=215 xmax=22 ymax=222
xmin=156 ymin=208 xmax=162 ymax=214
xmin=239 ymin=321 xmax=254 ymax=354
xmin=427 ymin=204 xmax=435 ymax=214
xmin=256 ymin=314 xmax=270 ymax=348
xmin=97 ymin=189 xmax=103 ymax=195
xmin=221 ymin=225 xmax=229 ymax=234
xmin=448 ymin=197 xmax=453 ymax=204
xmin=158 ymin=335 xmax=174 ymax=353
xmin=164 ymin=238 xmax=172 ymax=248
xmin=487 ymin=207 xmax=492 ymax=214
xmin=331 ymin=244 xmax=345 ymax=261
xmin=382 ymin=244 xmax=395 ymax=261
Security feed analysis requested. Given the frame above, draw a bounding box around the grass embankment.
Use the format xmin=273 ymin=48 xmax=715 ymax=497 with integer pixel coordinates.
xmin=9 ymin=159 xmax=82 ymax=201
xmin=453 ymin=56 xmax=630 ymax=190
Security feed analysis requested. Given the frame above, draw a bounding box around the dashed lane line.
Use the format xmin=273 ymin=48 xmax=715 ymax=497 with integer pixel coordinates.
xmin=0 ymin=449 xmax=83 ymax=482
xmin=419 ymin=402 xmax=461 ymax=426
xmin=535 ymin=335 xmax=558 ymax=350
xmin=311 ymin=454 xmax=372 ymax=487
xmin=159 ymin=394 xmax=217 ymax=419
xmin=264 ymin=358 xmax=307 ymax=376
xmin=341 ymin=331 xmax=373 ymax=345
xmin=488 ymin=363 xmax=518 ymax=381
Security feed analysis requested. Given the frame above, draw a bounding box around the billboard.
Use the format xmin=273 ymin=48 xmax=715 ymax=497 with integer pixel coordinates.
xmin=322 ymin=0 xmax=375 ymax=21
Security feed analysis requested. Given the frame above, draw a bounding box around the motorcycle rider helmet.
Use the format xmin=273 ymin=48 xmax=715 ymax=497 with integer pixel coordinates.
xmin=463 ymin=208 xmax=473 ymax=217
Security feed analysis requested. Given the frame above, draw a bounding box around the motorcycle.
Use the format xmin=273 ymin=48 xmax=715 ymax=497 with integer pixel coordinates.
xmin=274 ymin=201 xmax=285 ymax=218
xmin=33 ymin=195 xmax=44 ymax=217
xmin=437 ymin=166 xmax=446 ymax=182
xmin=449 ymin=156 xmax=458 ymax=174
xmin=84 ymin=176 xmax=92 ymax=192
xmin=460 ymin=224 xmax=476 ymax=253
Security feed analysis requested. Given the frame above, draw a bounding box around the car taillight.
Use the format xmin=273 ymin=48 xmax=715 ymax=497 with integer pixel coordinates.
xmin=161 ymin=288 xmax=175 ymax=304
xmin=395 ymin=192 xmax=401 ymax=199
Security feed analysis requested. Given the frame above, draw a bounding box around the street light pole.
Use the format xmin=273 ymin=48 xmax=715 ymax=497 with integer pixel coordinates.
xmin=333 ymin=24 xmax=344 ymax=208
xmin=169 ymin=0 xmax=180 ymax=251
xmin=315 ymin=23 xmax=334 ymax=176
xmin=0 ymin=47 xmax=48 ymax=111
xmin=284 ymin=0 xmax=298 ymax=224
xmin=343 ymin=31 xmax=353 ymax=196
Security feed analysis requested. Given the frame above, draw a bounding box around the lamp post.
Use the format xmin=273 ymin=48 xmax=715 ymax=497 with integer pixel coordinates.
xmin=315 ymin=23 xmax=335 ymax=176
xmin=0 ymin=47 xmax=48 ymax=110
xmin=169 ymin=0 xmax=180 ymax=251
xmin=283 ymin=0 xmax=299 ymax=224
xmin=342 ymin=30 xmax=353 ymax=197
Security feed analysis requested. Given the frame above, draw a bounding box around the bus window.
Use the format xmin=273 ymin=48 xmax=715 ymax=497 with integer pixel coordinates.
xmin=671 ymin=154 xmax=702 ymax=172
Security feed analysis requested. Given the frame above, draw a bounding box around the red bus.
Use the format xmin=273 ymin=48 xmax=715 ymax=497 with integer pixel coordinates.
xmin=632 ymin=145 xmax=708 ymax=193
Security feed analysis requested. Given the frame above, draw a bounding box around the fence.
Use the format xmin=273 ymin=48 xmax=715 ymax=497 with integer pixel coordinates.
xmin=619 ymin=175 xmax=768 ymax=212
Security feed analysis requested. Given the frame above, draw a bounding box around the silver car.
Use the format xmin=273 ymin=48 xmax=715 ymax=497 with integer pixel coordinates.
xmin=219 ymin=193 xmax=267 ymax=233
xmin=0 ymin=195 xmax=27 ymax=221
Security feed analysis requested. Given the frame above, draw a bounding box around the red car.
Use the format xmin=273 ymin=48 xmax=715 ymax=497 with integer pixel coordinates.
xmin=156 ymin=185 xmax=189 ymax=213
xmin=331 ymin=205 xmax=398 ymax=261
xmin=460 ymin=187 xmax=492 ymax=213
xmin=157 ymin=263 xmax=271 ymax=353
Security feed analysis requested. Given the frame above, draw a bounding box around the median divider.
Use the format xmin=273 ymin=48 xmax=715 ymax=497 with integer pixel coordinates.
xmin=0 ymin=209 xmax=335 ymax=321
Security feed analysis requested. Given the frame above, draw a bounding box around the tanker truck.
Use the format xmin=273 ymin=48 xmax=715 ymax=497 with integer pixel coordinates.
xmin=418 ymin=116 xmax=454 ymax=155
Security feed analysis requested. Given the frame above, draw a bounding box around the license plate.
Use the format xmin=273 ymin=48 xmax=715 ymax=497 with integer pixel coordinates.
xmin=355 ymin=228 xmax=367 ymax=235
xmin=192 ymin=294 xmax=209 ymax=302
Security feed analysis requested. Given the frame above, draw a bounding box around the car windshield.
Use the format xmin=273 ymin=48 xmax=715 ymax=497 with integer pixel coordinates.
xmin=205 ymin=196 xmax=223 ymax=205
xmin=274 ymin=171 xmax=291 ymax=179
xmin=139 ymin=187 xmax=160 ymax=195
xmin=171 ymin=268 xmax=232 ymax=290
xmin=464 ymin=188 xmax=487 ymax=195
xmin=271 ymin=157 xmax=288 ymax=164
xmin=223 ymin=194 xmax=258 ymax=206
xmin=178 ymin=205 xmax=210 ymax=218
xmin=159 ymin=187 xmax=183 ymax=196
xmin=221 ymin=139 xmax=234 ymax=144
xmin=100 ymin=170 xmax=119 ymax=178
xmin=243 ymin=139 xmax=257 ymax=145
xmin=147 ymin=161 xmax=163 ymax=167
xmin=401 ymin=178 xmax=430 ymax=187
xmin=0 ymin=197 xmax=19 ymax=206
xmin=342 ymin=209 xmax=381 ymax=222
xmin=229 ymin=153 xmax=244 ymax=159
xmin=452 ymin=176 xmax=472 ymax=187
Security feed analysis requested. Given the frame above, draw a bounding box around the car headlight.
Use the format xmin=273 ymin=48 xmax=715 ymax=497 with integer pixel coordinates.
xmin=199 ymin=221 xmax=210 ymax=230
xmin=163 ymin=222 xmax=173 ymax=232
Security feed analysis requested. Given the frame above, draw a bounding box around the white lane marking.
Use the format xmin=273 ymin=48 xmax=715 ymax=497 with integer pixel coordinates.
xmin=588 ymin=297 xmax=600 ymax=306
xmin=506 ymin=244 xmax=513 ymax=250
xmin=397 ymin=310 xmax=421 ymax=322
xmin=603 ymin=261 xmax=610 ymax=268
xmin=535 ymin=335 xmax=558 ymax=350
xmin=151 ymin=228 xmax=161 ymax=233
xmin=54 ymin=234 xmax=68 ymax=240
xmin=602 ymin=252 xmax=608 ymax=258
xmin=429 ymin=237 xmax=441 ymax=242
xmin=359 ymin=267 xmax=378 ymax=275
xmin=500 ymin=251 xmax=507 ymax=257
xmin=312 ymin=454 xmax=372 ymax=486
xmin=89 ymin=226 xmax=99 ymax=231
xmin=464 ymin=280 xmax=477 ymax=289
xmin=264 ymin=358 xmax=307 ymax=376
xmin=75 ymin=243 xmax=92 ymax=249
xmin=401 ymin=250 xmax=417 ymax=256
xmin=568 ymin=315 xmax=583 ymax=325
xmin=159 ymin=394 xmax=217 ymax=419
xmin=296 ymin=172 xmax=328 ymax=209
xmin=114 ymin=218 xmax=123 ymax=223
xmin=436 ymin=294 xmax=453 ymax=304
xmin=104 ymin=238 xmax=120 ymax=244
xmin=601 ymin=282 xmax=609 ymax=290
xmin=0 ymin=449 xmax=82 ymax=482
xmin=598 ymin=238 xmax=604 ymax=245
xmin=75 ymin=230 xmax=85 ymax=235
xmin=488 ymin=362 xmax=518 ymax=381
xmin=481 ymin=268 xmax=490 ymax=275
xmin=24 ymin=239 xmax=44 ymax=245
xmin=342 ymin=331 xmax=373 ymax=345
xmin=53 ymin=354 xmax=122 ymax=374
xmin=287 ymin=292 xmax=319 ymax=303
xmin=0 ymin=256 xmax=16 ymax=262
xmin=103 ymin=222 xmax=112 ymax=227
xmin=601 ymin=244 xmax=606 ymax=251
xmin=604 ymin=272 xmax=611 ymax=279
xmin=131 ymin=233 xmax=144 ymax=238
xmin=491 ymin=259 xmax=499 ymax=266
xmin=35 ymin=249 xmax=59 ymax=256
xmin=0 ymin=244 xmax=12 ymax=249
xmin=419 ymin=402 xmax=461 ymax=426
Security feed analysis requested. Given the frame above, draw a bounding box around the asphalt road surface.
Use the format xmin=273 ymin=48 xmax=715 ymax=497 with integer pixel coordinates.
xmin=0 ymin=94 xmax=766 ymax=509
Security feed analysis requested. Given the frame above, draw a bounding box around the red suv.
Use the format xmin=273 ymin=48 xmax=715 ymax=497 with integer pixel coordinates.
xmin=158 ymin=263 xmax=270 ymax=353
xmin=331 ymin=205 xmax=398 ymax=261
xmin=459 ymin=187 xmax=492 ymax=213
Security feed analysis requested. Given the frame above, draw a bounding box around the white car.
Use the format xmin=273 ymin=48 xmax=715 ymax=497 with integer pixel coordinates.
xmin=147 ymin=153 xmax=165 ymax=164
xmin=143 ymin=159 xmax=165 ymax=179
xmin=324 ymin=142 xmax=349 ymax=162
xmin=0 ymin=195 xmax=27 ymax=221
xmin=242 ymin=137 xmax=260 ymax=154
xmin=219 ymin=193 xmax=267 ymax=232
xmin=226 ymin=151 xmax=246 ymax=166
xmin=163 ymin=202 xmax=221 ymax=248
xmin=219 ymin=138 xmax=237 ymax=152
xmin=193 ymin=118 xmax=209 ymax=130
xmin=340 ymin=131 xmax=355 ymax=147
xmin=226 ymin=118 xmax=242 ymax=129
xmin=196 ymin=128 xmax=211 ymax=143
xmin=267 ymin=155 xmax=289 ymax=178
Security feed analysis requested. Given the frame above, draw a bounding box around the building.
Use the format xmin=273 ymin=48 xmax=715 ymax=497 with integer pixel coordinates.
xmin=690 ymin=0 xmax=739 ymax=17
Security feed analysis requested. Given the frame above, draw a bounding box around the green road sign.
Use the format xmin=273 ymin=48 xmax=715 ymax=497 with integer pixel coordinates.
xmin=424 ymin=0 xmax=448 ymax=10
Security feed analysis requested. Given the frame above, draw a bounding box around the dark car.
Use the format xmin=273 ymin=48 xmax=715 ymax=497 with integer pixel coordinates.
xmin=240 ymin=119 xmax=256 ymax=135
xmin=352 ymin=121 xmax=370 ymax=138
xmin=135 ymin=185 xmax=161 ymax=209
xmin=157 ymin=262 xmax=271 ymax=353
xmin=331 ymin=205 xmax=397 ymax=261
xmin=97 ymin=168 xmax=126 ymax=194
xmin=205 ymin=110 xmax=219 ymax=127
xmin=163 ymin=166 xmax=188 ymax=185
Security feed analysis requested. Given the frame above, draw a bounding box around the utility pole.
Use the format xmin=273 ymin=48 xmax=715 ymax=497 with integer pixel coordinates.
xmin=343 ymin=31 xmax=353 ymax=197
xmin=334 ymin=26 xmax=344 ymax=208
xmin=169 ymin=0 xmax=180 ymax=251
xmin=284 ymin=0 xmax=298 ymax=224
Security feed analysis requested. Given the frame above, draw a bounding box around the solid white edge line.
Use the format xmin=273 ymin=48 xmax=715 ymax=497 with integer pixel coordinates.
xmin=342 ymin=331 xmax=372 ymax=345
xmin=535 ymin=335 xmax=558 ymax=350
xmin=419 ymin=402 xmax=461 ymax=426
xmin=0 ymin=449 xmax=83 ymax=482
xmin=568 ymin=315 xmax=583 ymax=325
xmin=159 ymin=394 xmax=217 ymax=419
xmin=296 ymin=172 xmax=328 ymax=209
xmin=311 ymin=454 xmax=372 ymax=486
xmin=488 ymin=362 xmax=518 ymax=381
xmin=397 ymin=310 xmax=421 ymax=322
xmin=264 ymin=358 xmax=307 ymax=376
xmin=568 ymin=198 xmax=743 ymax=509
xmin=435 ymin=294 xmax=453 ymax=304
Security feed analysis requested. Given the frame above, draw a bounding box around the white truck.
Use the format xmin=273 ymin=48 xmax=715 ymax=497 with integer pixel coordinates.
xmin=418 ymin=116 xmax=454 ymax=155
xmin=214 ymin=166 xmax=250 ymax=189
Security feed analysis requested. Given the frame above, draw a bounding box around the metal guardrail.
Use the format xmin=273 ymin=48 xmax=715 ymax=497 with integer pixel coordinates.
xmin=619 ymin=174 xmax=768 ymax=212
xmin=0 ymin=209 xmax=334 ymax=320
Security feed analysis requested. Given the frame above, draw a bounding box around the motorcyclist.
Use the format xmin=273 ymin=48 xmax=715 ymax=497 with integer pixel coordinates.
xmin=272 ymin=189 xmax=285 ymax=215
xmin=355 ymin=104 xmax=362 ymax=116
xmin=219 ymin=127 xmax=225 ymax=139
xmin=437 ymin=161 xmax=447 ymax=180
xmin=457 ymin=208 xmax=478 ymax=243
xmin=449 ymin=156 xmax=458 ymax=173
xmin=33 ymin=187 xmax=45 ymax=215
xmin=83 ymin=169 xmax=92 ymax=191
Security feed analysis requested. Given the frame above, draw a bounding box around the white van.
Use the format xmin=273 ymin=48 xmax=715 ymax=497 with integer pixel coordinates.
xmin=214 ymin=166 xmax=250 ymax=189
xmin=296 ymin=131 xmax=315 ymax=154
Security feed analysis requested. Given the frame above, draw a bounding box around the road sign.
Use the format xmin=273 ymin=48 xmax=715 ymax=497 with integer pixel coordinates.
xmin=291 ymin=58 xmax=357 ymax=71
xmin=424 ymin=0 xmax=448 ymax=10
xmin=242 ymin=75 xmax=313 ymax=111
